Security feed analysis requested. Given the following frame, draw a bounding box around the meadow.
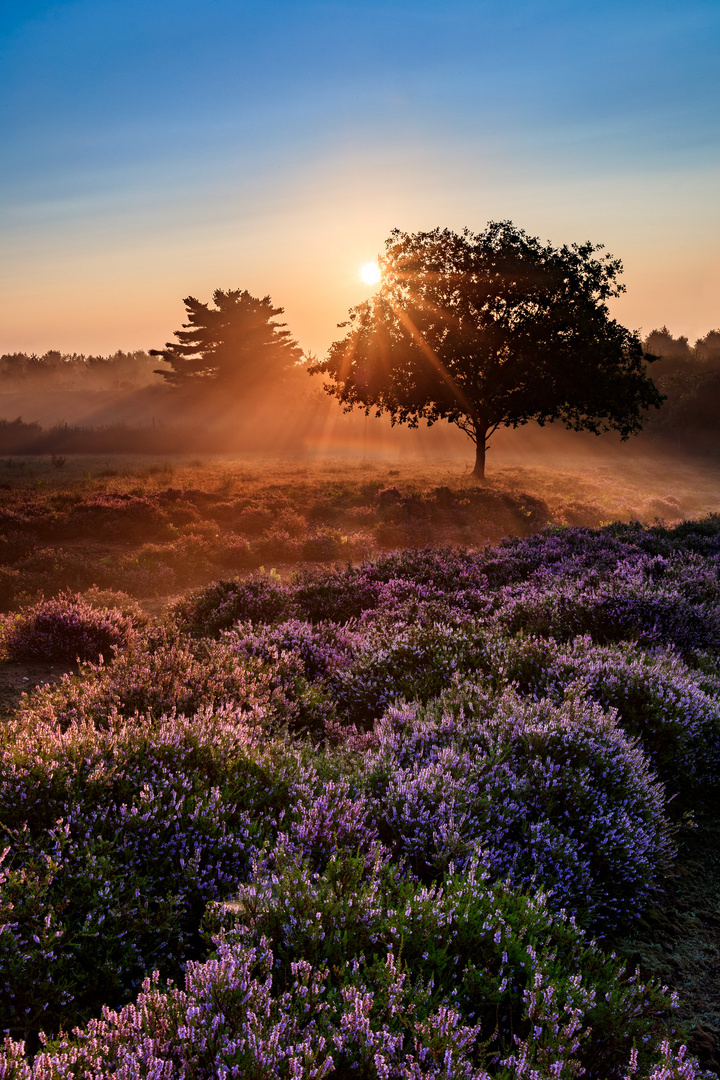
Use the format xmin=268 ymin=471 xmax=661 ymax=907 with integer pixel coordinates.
xmin=1 ymin=448 xmax=720 ymax=1077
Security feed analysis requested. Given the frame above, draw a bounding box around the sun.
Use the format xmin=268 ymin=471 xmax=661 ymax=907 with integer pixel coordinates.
xmin=360 ymin=261 xmax=381 ymax=285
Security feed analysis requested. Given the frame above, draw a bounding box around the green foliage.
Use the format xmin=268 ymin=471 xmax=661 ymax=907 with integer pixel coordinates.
xmin=207 ymin=845 xmax=680 ymax=1079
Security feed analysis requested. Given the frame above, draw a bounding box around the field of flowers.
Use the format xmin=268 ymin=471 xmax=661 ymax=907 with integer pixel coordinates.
xmin=1 ymin=506 xmax=720 ymax=1078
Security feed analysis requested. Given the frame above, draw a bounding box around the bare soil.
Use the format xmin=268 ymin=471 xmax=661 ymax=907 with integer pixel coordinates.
xmin=0 ymin=661 xmax=76 ymax=718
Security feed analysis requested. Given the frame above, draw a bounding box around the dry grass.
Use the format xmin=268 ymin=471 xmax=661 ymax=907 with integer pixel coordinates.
xmin=1 ymin=441 xmax=720 ymax=613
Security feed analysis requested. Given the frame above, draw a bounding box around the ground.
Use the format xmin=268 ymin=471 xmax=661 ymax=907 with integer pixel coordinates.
xmin=2 ymin=443 xmax=720 ymax=1069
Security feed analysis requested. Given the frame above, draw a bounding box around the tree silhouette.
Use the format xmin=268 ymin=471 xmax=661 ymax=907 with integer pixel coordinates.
xmin=311 ymin=223 xmax=664 ymax=478
xmin=151 ymin=289 xmax=302 ymax=389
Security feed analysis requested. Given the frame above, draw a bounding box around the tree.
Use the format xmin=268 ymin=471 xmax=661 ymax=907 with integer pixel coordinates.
xmin=151 ymin=289 xmax=303 ymax=388
xmin=310 ymin=222 xmax=664 ymax=478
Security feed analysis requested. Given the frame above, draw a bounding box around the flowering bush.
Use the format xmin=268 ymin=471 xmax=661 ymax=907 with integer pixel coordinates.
xmin=172 ymin=571 xmax=296 ymax=636
xmin=0 ymin=708 xmax=317 ymax=1038
xmin=487 ymin=634 xmax=720 ymax=798
xmin=492 ymin=573 xmax=720 ymax=655
xmin=206 ymin=847 xmax=682 ymax=1079
xmin=226 ymin=617 xmax=359 ymax=681
xmin=1 ymin=592 xmax=138 ymax=663
xmin=362 ymin=691 xmax=673 ymax=931
xmin=0 ymin=854 xmax=690 ymax=1079
xmin=14 ymin=627 xmax=282 ymax=730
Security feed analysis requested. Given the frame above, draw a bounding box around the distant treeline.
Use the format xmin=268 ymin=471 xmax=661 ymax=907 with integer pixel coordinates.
xmin=0 ymin=417 xmax=257 ymax=455
xmin=0 ymin=350 xmax=160 ymax=391
xmin=0 ymin=416 xmax=301 ymax=456
xmin=642 ymin=328 xmax=720 ymax=447
xmin=1 ymin=328 xmax=720 ymax=455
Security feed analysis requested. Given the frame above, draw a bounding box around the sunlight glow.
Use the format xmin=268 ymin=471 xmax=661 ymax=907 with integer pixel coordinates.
xmin=360 ymin=261 xmax=381 ymax=285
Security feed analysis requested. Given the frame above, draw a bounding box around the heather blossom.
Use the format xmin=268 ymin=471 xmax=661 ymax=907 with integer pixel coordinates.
xmin=1 ymin=518 xmax=718 ymax=1075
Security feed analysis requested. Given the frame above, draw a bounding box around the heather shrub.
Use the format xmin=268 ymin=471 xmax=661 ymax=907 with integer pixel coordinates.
xmin=172 ymin=571 xmax=296 ymax=636
xmin=361 ymin=690 xmax=672 ymax=931
xmin=226 ymin=617 xmax=359 ymax=681
xmin=328 ymin=611 xmax=486 ymax=726
xmin=1 ymin=592 xmax=138 ymax=663
xmin=0 ymin=850 xmax=690 ymax=1079
xmin=358 ymin=545 xmax=489 ymax=591
xmin=66 ymin=495 xmax=172 ymax=543
xmin=493 ymin=574 xmax=720 ymax=654
xmin=292 ymin=567 xmax=448 ymax=623
xmin=206 ymin=847 xmax=681 ymax=1079
xmin=14 ymin=628 xmax=298 ymax=731
xmin=488 ymin=634 xmax=720 ymax=797
xmin=79 ymin=586 xmax=147 ymax=624
xmin=0 ymin=708 xmax=315 ymax=1040
xmin=0 ymin=530 xmax=36 ymax=565
xmin=291 ymin=564 xmax=385 ymax=621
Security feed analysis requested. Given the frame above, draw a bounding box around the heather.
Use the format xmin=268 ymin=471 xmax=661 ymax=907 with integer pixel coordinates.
xmin=0 ymin=592 xmax=140 ymax=663
xmin=3 ymin=511 xmax=720 ymax=1074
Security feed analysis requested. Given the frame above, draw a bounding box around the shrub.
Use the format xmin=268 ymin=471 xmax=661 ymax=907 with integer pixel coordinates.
xmin=487 ymin=634 xmax=720 ymax=798
xmin=1 ymin=851 xmax=688 ymax=1079
xmin=213 ymin=532 xmax=256 ymax=569
xmin=205 ymin=847 xmax=684 ymax=1080
xmin=226 ymin=617 xmax=359 ymax=681
xmin=361 ymin=690 xmax=673 ymax=931
xmin=328 ymin=612 xmax=486 ymax=726
xmin=301 ymin=526 xmax=345 ymax=561
xmin=493 ymin=574 xmax=720 ymax=654
xmin=1 ymin=592 xmax=138 ymax=663
xmin=0 ymin=709 xmax=314 ymax=1040
xmin=172 ymin=572 xmax=296 ymax=636
xmin=14 ymin=628 xmax=286 ymax=731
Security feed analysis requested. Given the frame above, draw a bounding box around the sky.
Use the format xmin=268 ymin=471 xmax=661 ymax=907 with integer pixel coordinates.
xmin=1 ymin=0 xmax=718 ymax=358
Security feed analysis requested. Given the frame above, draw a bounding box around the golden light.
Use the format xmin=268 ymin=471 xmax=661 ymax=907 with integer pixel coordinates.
xmin=360 ymin=261 xmax=381 ymax=285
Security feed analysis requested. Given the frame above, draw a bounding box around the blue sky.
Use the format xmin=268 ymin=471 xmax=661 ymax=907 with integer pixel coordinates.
xmin=1 ymin=0 xmax=718 ymax=354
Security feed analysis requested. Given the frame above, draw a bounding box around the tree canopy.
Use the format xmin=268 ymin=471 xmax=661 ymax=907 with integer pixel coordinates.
xmin=151 ymin=289 xmax=302 ymax=389
xmin=310 ymin=222 xmax=664 ymax=477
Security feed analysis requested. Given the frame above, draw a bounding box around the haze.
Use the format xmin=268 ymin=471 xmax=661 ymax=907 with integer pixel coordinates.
xmin=1 ymin=0 xmax=719 ymax=360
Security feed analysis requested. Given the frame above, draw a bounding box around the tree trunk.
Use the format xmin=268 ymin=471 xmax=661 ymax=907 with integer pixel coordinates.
xmin=472 ymin=424 xmax=487 ymax=480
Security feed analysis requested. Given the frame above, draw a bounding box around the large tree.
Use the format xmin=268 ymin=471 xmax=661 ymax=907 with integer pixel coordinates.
xmin=310 ymin=222 xmax=664 ymax=478
xmin=151 ymin=288 xmax=302 ymax=388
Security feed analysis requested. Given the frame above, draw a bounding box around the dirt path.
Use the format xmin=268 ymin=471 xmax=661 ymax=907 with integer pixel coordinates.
xmin=0 ymin=661 xmax=76 ymax=718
